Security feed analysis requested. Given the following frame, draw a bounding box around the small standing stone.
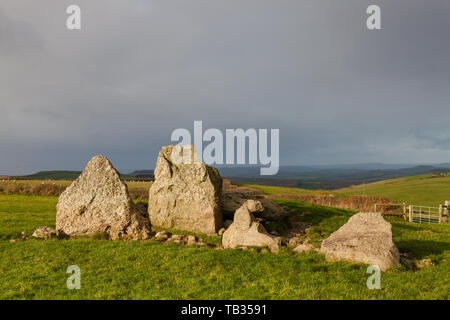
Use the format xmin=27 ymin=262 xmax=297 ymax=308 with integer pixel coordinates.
xmin=222 ymin=200 xmax=280 ymax=251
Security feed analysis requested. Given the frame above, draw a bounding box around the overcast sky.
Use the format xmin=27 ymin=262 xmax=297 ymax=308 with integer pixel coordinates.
xmin=1 ymin=0 xmax=450 ymax=174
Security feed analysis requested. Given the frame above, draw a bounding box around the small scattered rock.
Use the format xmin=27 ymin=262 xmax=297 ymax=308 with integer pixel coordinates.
xmin=32 ymin=226 xmax=57 ymax=239
xmin=270 ymin=245 xmax=280 ymax=253
xmin=187 ymin=235 xmax=197 ymax=245
xmin=416 ymin=258 xmax=435 ymax=268
xmin=260 ymin=248 xmax=269 ymax=254
xmin=293 ymin=243 xmax=314 ymax=253
xmin=155 ymin=231 xmax=169 ymax=241
xmin=197 ymin=241 xmax=207 ymax=247
xmin=218 ymin=228 xmax=226 ymax=236
xmin=171 ymin=234 xmax=184 ymax=241
xmin=9 ymin=239 xmax=16 ymax=243
xmin=288 ymin=237 xmax=302 ymax=248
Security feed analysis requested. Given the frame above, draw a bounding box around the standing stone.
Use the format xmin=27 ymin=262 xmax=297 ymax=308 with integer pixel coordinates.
xmin=222 ymin=200 xmax=280 ymax=251
xmin=148 ymin=145 xmax=222 ymax=235
xmin=56 ymin=155 xmax=150 ymax=240
xmin=320 ymin=212 xmax=400 ymax=271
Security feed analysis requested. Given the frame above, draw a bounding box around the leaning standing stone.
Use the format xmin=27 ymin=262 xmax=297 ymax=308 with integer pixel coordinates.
xmin=320 ymin=212 xmax=400 ymax=271
xmin=56 ymin=155 xmax=150 ymax=240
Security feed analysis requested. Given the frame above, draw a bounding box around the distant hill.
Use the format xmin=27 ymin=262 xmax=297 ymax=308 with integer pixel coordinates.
xmin=24 ymin=171 xmax=82 ymax=180
xmin=337 ymin=172 xmax=450 ymax=206
xmin=129 ymin=170 xmax=154 ymax=178
xmin=22 ymin=170 xmax=136 ymax=180
xmin=15 ymin=164 xmax=450 ymax=188
xmin=223 ymin=165 xmax=450 ymax=189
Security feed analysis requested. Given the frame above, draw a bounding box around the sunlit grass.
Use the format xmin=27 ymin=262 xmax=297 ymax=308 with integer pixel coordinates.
xmin=0 ymin=194 xmax=448 ymax=299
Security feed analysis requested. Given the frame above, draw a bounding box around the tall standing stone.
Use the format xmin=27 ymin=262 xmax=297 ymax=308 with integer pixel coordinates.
xmin=56 ymin=155 xmax=150 ymax=240
xmin=148 ymin=145 xmax=222 ymax=235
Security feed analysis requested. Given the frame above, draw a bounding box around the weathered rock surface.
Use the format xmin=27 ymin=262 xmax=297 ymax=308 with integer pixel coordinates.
xmin=148 ymin=145 xmax=222 ymax=235
xmin=320 ymin=212 xmax=400 ymax=271
xmin=32 ymin=226 xmax=57 ymax=239
xmin=222 ymin=200 xmax=280 ymax=250
xmin=221 ymin=189 xmax=288 ymax=221
xmin=56 ymin=155 xmax=150 ymax=240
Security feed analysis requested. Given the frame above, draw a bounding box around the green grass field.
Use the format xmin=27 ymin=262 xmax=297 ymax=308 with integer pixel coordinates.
xmin=0 ymin=180 xmax=152 ymax=201
xmin=337 ymin=174 xmax=450 ymax=206
xmin=1 ymin=194 xmax=448 ymax=299
xmin=244 ymin=173 xmax=450 ymax=208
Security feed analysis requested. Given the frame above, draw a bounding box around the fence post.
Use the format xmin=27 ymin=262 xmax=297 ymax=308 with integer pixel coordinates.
xmin=409 ymin=205 xmax=413 ymax=223
xmin=403 ymin=203 xmax=406 ymax=221
xmin=445 ymin=201 xmax=450 ymax=223
xmin=439 ymin=205 xmax=443 ymax=224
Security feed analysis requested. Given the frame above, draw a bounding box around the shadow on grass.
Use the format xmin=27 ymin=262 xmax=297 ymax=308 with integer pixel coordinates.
xmin=271 ymin=199 xmax=355 ymax=245
xmin=272 ymin=198 xmax=354 ymax=225
xmin=396 ymin=240 xmax=449 ymax=259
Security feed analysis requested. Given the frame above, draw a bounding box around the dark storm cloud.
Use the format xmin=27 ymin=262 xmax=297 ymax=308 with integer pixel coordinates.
xmin=1 ymin=0 xmax=450 ymax=174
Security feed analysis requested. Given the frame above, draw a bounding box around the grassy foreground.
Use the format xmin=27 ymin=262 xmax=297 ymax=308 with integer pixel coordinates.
xmin=0 ymin=194 xmax=449 ymax=299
